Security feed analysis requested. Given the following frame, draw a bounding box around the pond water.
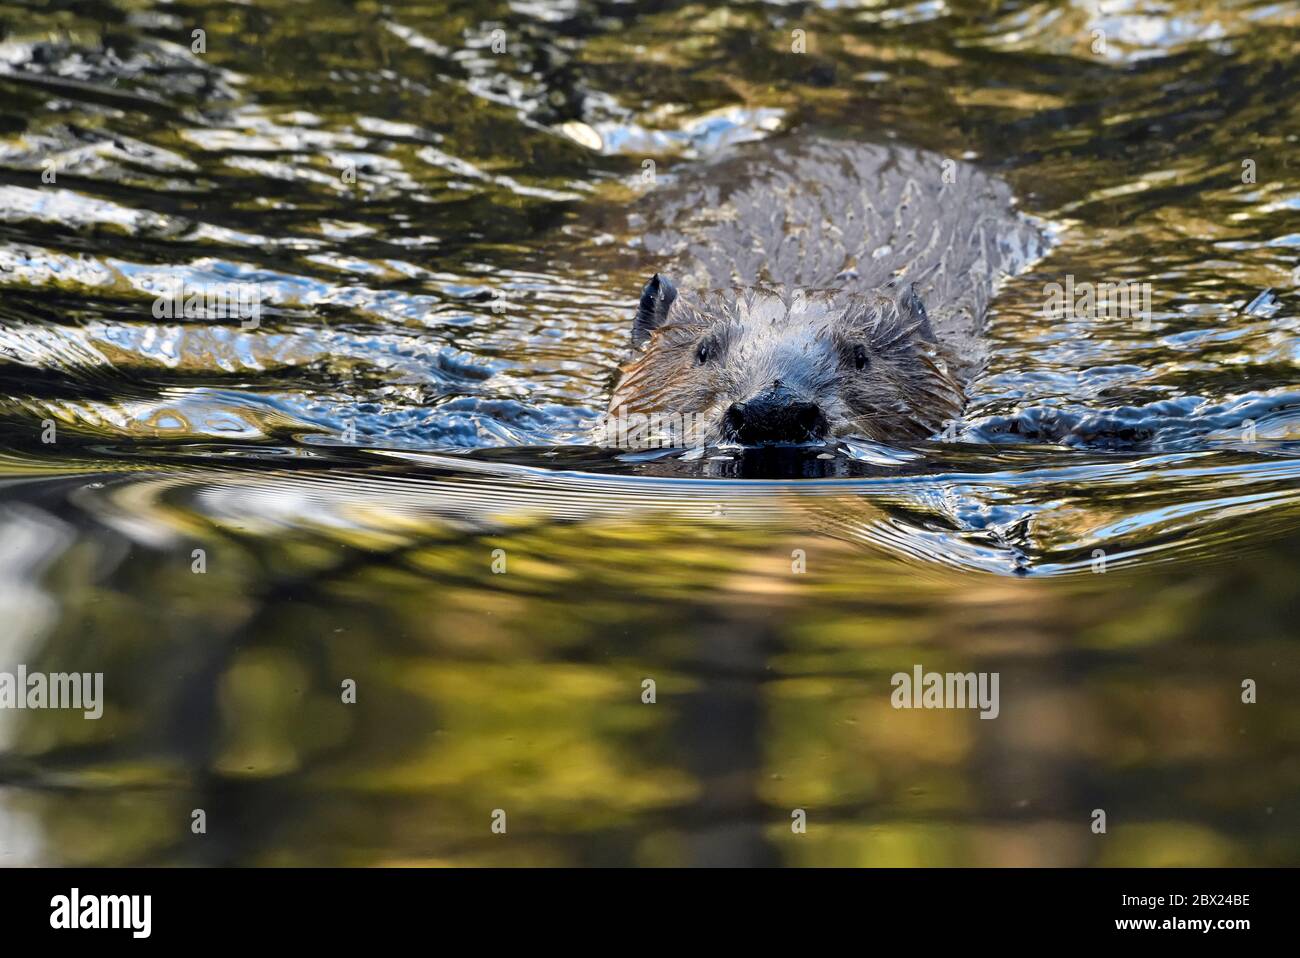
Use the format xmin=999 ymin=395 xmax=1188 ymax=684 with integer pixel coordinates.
xmin=0 ymin=0 xmax=1297 ymax=865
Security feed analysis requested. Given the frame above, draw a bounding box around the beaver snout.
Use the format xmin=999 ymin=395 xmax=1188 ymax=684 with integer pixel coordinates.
xmin=723 ymin=383 xmax=828 ymax=444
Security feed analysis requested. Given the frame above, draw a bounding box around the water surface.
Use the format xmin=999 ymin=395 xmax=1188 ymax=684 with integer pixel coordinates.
xmin=0 ymin=0 xmax=1298 ymax=866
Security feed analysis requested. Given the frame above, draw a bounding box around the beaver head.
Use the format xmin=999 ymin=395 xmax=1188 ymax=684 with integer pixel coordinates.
xmin=606 ymin=275 xmax=964 ymax=447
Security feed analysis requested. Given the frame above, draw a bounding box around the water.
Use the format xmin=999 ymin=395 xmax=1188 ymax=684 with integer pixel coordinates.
xmin=0 ymin=0 xmax=1297 ymax=865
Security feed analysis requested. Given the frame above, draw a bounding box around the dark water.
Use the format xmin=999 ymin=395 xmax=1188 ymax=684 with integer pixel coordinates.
xmin=0 ymin=0 xmax=1298 ymax=865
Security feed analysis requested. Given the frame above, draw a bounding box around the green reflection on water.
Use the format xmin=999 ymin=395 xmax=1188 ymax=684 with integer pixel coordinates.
xmin=0 ymin=462 xmax=1296 ymax=866
xmin=0 ymin=0 xmax=1297 ymax=866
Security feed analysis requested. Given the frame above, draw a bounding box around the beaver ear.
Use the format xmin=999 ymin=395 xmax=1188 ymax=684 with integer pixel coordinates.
xmin=632 ymin=273 xmax=677 ymax=348
xmin=898 ymin=282 xmax=936 ymax=341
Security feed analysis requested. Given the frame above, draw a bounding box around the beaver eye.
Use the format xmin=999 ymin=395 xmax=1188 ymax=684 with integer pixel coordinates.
xmin=695 ymin=338 xmax=715 ymax=365
xmin=853 ymin=345 xmax=871 ymax=371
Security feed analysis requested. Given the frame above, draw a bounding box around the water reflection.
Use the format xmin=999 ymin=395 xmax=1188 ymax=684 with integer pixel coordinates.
xmin=0 ymin=0 xmax=1297 ymax=865
xmin=0 ymin=456 xmax=1296 ymax=865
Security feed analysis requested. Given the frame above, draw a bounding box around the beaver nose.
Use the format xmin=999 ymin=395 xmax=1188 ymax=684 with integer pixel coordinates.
xmin=723 ymin=386 xmax=827 ymax=444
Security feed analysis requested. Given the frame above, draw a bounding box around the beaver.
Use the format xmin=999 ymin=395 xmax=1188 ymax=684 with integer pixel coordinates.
xmin=607 ymin=138 xmax=1048 ymax=446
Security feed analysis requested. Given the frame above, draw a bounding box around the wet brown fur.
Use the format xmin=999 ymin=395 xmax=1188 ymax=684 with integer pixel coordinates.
xmin=604 ymin=137 xmax=1047 ymax=446
xmin=609 ymin=284 xmax=963 ymax=444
